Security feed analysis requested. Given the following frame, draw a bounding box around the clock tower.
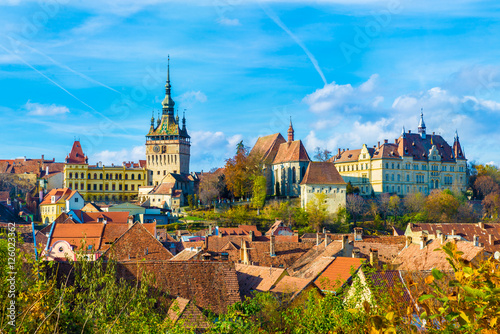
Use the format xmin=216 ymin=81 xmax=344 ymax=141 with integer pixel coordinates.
xmin=145 ymin=57 xmax=191 ymax=186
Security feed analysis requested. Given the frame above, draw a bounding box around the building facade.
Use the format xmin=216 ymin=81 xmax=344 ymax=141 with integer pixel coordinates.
xmin=63 ymin=141 xmax=147 ymax=202
xmin=331 ymin=113 xmax=467 ymax=196
xmin=40 ymin=188 xmax=84 ymax=224
xmin=300 ymin=162 xmax=346 ymax=213
xmin=146 ymin=57 xmax=191 ymax=186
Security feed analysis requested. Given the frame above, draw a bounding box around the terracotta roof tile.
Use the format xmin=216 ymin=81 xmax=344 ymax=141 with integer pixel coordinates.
xmin=235 ymin=263 xmax=286 ymax=299
xmin=314 ymin=257 xmax=364 ymax=291
xmin=250 ymin=133 xmax=287 ymax=164
xmin=66 ymin=141 xmax=87 ymax=164
xmin=273 ymin=140 xmax=311 ymax=164
xmin=167 ymin=297 xmax=211 ymax=329
xmin=300 ymin=162 xmax=345 ymax=185
xmin=393 ymin=238 xmax=483 ymax=271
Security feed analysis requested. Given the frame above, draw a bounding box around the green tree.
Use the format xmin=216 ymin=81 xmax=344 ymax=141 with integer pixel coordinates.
xmin=251 ymin=175 xmax=267 ymax=209
xmin=306 ymin=192 xmax=329 ymax=231
xmin=224 ymin=141 xmax=262 ymax=198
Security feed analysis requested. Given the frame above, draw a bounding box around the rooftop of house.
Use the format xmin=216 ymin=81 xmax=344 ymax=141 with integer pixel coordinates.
xmin=300 ymin=161 xmax=345 ymax=185
xmin=314 ymin=257 xmax=364 ymax=292
xmin=40 ymin=188 xmax=79 ymax=206
xmin=167 ymin=297 xmax=211 ymax=329
xmin=393 ymin=238 xmax=483 ymax=271
xmin=250 ymin=133 xmax=287 ymax=164
xmin=235 ymin=263 xmax=287 ymax=299
xmin=273 ymin=139 xmax=311 ymax=164
xmin=407 ymin=222 xmax=500 ymax=253
xmin=288 ymin=240 xmax=347 ymax=279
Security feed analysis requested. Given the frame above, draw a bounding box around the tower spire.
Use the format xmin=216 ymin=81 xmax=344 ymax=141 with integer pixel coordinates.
xmin=287 ymin=116 xmax=294 ymax=142
xmin=162 ymin=55 xmax=175 ymax=116
xmin=151 ymin=110 xmax=155 ymax=128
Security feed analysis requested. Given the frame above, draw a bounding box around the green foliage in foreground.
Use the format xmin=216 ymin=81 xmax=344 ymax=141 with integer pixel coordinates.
xmin=1 ymin=232 xmax=499 ymax=333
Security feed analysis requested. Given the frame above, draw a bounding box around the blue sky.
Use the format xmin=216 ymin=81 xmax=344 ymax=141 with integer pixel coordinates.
xmin=1 ymin=0 xmax=500 ymax=171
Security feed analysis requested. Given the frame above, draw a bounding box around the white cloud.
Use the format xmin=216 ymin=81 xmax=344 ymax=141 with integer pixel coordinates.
xmin=189 ymin=130 xmax=243 ymax=170
xmin=217 ymin=17 xmax=241 ymax=26
xmin=90 ymin=145 xmax=145 ymax=165
xmin=302 ymin=74 xmax=381 ymax=113
xmin=24 ymin=101 xmax=69 ymax=116
xmin=180 ymin=90 xmax=207 ymax=103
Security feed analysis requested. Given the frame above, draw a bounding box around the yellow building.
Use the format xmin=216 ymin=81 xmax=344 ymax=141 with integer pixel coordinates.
xmin=331 ymin=113 xmax=467 ymax=196
xmin=40 ymin=188 xmax=83 ymax=224
xmin=63 ymin=141 xmax=147 ymax=202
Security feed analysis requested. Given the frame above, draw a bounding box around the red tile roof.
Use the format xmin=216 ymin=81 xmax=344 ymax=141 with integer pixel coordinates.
xmin=250 ymin=133 xmax=287 ymax=164
xmin=49 ymin=223 xmax=105 ymax=251
xmin=393 ymin=238 xmax=483 ymax=271
xmin=167 ymin=297 xmax=211 ymax=329
xmin=235 ymin=263 xmax=286 ymax=298
xmin=300 ymin=162 xmax=345 ymax=185
xmin=407 ymin=222 xmax=500 ymax=253
xmin=40 ymin=188 xmax=78 ymax=205
xmin=314 ymin=257 xmax=364 ymax=291
xmin=273 ymin=140 xmax=311 ymax=164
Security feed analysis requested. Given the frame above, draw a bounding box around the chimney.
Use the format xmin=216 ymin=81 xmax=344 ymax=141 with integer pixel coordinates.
xmin=352 ymin=249 xmax=360 ymax=258
xmin=406 ymin=236 xmax=412 ymax=248
xmin=369 ymin=249 xmax=379 ymax=267
xmin=208 ymin=225 xmax=213 ymax=235
xmin=249 ymin=230 xmax=254 ymax=242
xmin=342 ymin=235 xmax=348 ymax=249
xmin=378 ymin=141 xmax=380 ymax=147
xmin=473 ymin=235 xmax=479 ymax=247
xmin=324 ymin=233 xmax=330 ymax=248
xmin=489 ymin=234 xmax=494 ymax=245
xmin=440 ymin=233 xmax=446 ymax=244
xmin=384 ymin=139 xmax=388 ymax=144
xmin=270 ymin=235 xmax=276 ymax=257
xmin=240 ymin=239 xmax=249 ymax=264
xmin=420 ymin=235 xmax=427 ymax=249
xmin=408 ymin=130 xmax=411 ymax=133
xmin=41 ymin=155 xmax=44 ymax=161
xmin=45 ymin=166 xmax=49 ymax=175
xmin=354 ymin=227 xmax=363 ymax=241
xmin=316 ymin=232 xmax=320 ymax=246
xmin=452 ymin=229 xmax=456 ymax=236
xmin=478 ymin=222 xmax=485 ymax=229
xmin=432 ymin=132 xmax=435 ymax=135
xmin=395 ymin=139 xmax=398 ymax=144
xmin=204 ymin=235 xmax=208 ymax=250
xmin=338 ymin=148 xmax=341 ymax=155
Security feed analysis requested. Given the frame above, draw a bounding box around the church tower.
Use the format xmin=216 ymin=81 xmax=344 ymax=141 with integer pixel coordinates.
xmin=146 ymin=57 xmax=191 ymax=186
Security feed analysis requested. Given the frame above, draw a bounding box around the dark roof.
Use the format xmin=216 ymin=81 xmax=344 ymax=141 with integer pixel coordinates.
xmin=250 ymin=133 xmax=287 ymax=164
xmin=300 ymin=162 xmax=345 ymax=185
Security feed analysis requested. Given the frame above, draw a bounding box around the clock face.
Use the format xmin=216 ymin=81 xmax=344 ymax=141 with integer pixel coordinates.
xmin=153 ymin=145 xmax=160 ymax=153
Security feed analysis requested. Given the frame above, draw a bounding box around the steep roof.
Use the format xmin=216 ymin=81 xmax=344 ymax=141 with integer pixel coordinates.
xmin=288 ymin=240 xmax=345 ymax=278
xmin=66 ymin=141 xmax=87 ymax=164
xmin=235 ymin=263 xmax=286 ymax=298
xmin=270 ymin=276 xmax=318 ymax=301
xmin=273 ymin=140 xmax=311 ymax=164
xmin=250 ymin=133 xmax=287 ymax=164
xmin=300 ymin=162 xmax=345 ymax=185
xmin=100 ymin=222 xmax=172 ymax=261
xmin=314 ymin=257 xmax=364 ymax=291
xmin=170 ymin=247 xmax=202 ymax=261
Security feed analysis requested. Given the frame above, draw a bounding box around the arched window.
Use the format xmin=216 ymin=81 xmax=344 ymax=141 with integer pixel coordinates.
xmin=69 ymin=182 xmax=73 ymax=189
xmin=125 ymin=174 xmax=128 ymax=180
xmin=100 ymin=174 xmax=103 ymax=179
xmin=138 ymin=174 xmax=141 ymax=180
xmin=94 ymin=173 xmax=97 ymax=179
xmin=81 ymin=173 xmax=84 ymax=179
xmin=115 ymin=174 xmax=119 ymax=180
xmin=131 ymin=174 xmax=135 ymax=180
xmin=106 ymin=174 xmax=109 ymax=180
xmin=119 ymin=174 xmax=122 ymax=180
xmin=87 ymin=173 xmax=91 ymax=179
xmin=292 ymin=167 xmax=296 ymax=183
xmin=105 ymin=184 xmax=109 ymax=191
xmin=69 ymin=172 xmax=73 ymax=179
xmin=112 ymin=184 xmax=116 ymax=191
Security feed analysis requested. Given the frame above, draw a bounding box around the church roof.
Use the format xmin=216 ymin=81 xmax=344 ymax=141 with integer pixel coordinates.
xmin=273 ymin=140 xmax=311 ymax=164
xmin=250 ymin=133 xmax=286 ymax=164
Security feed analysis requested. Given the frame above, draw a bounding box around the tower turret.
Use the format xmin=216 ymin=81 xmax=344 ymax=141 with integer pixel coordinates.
xmin=418 ymin=109 xmax=426 ymax=139
xmin=161 ymin=55 xmax=175 ymax=116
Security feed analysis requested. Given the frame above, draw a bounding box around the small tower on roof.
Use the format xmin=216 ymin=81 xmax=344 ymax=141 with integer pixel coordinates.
xmin=418 ymin=109 xmax=426 ymax=139
xmin=287 ymin=117 xmax=294 ymax=142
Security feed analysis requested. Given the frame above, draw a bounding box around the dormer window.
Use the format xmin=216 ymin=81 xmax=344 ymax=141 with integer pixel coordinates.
xmin=51 ymin=196 xmax=56 ymax=203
